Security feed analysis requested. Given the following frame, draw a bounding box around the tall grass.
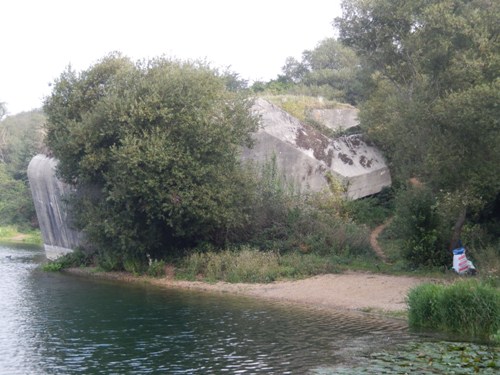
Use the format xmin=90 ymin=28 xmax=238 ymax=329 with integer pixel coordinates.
xmin=0 ymin=225 xmax=42 ymax=245
xmin=240 ymin=156 xmax=371 ymax=259
xmin=0 ymin=226 xmax=18 ymax=239
xmin=177 ymin=247 xmax=340 ymax=283
xmin=407 ymin=280 xmax=500 ymax=341
xmin=265 ymin=95 xmax=342 ymax=123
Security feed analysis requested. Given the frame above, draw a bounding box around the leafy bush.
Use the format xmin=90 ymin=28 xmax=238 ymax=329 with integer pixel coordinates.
xmin=41 ymin=249 xmax=94 ymax=272
xmin=147 ymin=260 xmax=166 ymax=277
xmin=0 ymin=164 xmax=35 ymax=229
xmin=474 ymin=243 xmax=500 ymax=279
xmin=408 ymin=280 xmax=500 ymax=340
xmin=344 ymin=196 xmax=392 ymax=228
xmin=41 ymin=261 xmax=63 ymax=272
xmin=44 ymin=54 xmax=258 ymax=264
xmin=239 ymin=157 xmax=370 ymax=259
xmin=123 ymin=256 xmax=147 ymax=276
xmin=95 ymin=249 xmax=122 ymax=272
xmin=392 ymin=186 xmax=447 ymax=268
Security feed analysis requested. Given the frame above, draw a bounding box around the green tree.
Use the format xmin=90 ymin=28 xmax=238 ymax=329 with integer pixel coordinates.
xmin=44 ymin=54 xmax=258 ymax=266
xmin=0 ymin=109 xmax=44 ymax=228
xmin=280 ymin=56 xmax=309 ymax=83
xmin=301 ymin=38 xmax=364 ymax=104
xmin=0 ymin=109 xmax=45 ymax=180
xmin=278 ymin=38 xmax=364 ymax=104
xmin=335 ymin=0 xmax=500 ymax=253
xmin=0 ymin=162 xmax=35 ymax=227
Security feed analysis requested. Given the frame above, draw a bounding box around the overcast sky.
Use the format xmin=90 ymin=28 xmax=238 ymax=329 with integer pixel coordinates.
xmin=1 ymin=0 xmax=342 ymax=115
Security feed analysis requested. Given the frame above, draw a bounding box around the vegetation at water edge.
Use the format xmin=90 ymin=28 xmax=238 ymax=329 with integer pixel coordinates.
xmin=1 ymin=1 xmax=497 ymax=297
xmin=316 ymin=341 xmax=499 ymax=374
xmin=0 ymin=225 xmax=42 ymax=245
xmin=407 ymin=280 xmax=500 ymax=341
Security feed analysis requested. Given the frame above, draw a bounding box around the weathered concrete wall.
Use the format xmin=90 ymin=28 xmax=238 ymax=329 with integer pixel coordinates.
xmin=243 ymin=98 xmax=391 ymax=199
xmin=27 ymin=154 xmax=82 ymax=259
xmin=308 ymin=106 xmax=359 ymax=131
xmin=27 ymin=99 xmax=389 ymax=260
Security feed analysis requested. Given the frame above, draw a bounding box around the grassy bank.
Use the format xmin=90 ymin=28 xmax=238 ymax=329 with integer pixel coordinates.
xmin=407 ymin=280 xmax=500 ymax=342
xmin=176 ymin=247 xmax=341 ymax=283
xmin=44 ymin=246 xmax=358 ymax=282
xmin=0 ymin=225 xmax=42 ymax=246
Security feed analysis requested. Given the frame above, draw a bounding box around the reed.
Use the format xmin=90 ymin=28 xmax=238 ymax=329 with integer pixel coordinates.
xmin=407 ymin=280 xmax=500 ymax=340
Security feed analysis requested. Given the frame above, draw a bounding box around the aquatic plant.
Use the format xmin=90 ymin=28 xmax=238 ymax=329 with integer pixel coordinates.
xmin=41 ymin=261 xmax=63 ymax=272
xmin=407 ymin=280 xmax=500 ymax=340
xmin=313 ymin=341 xmax=499 ymax=374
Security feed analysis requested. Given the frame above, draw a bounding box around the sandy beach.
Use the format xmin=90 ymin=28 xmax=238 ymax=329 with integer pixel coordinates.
xmin=69 ymin=269 xmax=429 ymax=314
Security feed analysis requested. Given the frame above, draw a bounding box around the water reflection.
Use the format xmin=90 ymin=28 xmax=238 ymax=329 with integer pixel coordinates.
xmin=1 ymin=245 xmax=416 ymax=374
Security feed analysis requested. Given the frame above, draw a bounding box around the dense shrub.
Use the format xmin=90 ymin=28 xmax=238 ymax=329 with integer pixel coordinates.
xmin=44 ymin=55 xmax=258 ymax=267
xmin=344 ymin=195 xmax=392 ymax=228
xmin=0 ymin=164 xmax=35 ymax=229
xmin=236 ymin=157 xmax=371 ymax=259
xmin=147 ymin=260 xmax=166 ymax=278
xmin=391 ymin=186 xmax=447 ymax=268
xmin=41 ymin=249 xmax=93 ymax=272
xmin=408 ymin=280 xmax=500 ymax=340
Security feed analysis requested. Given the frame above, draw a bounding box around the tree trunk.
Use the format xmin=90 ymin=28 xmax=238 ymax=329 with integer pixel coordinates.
xmin=449 ymin=207 xmax=467 ymax=250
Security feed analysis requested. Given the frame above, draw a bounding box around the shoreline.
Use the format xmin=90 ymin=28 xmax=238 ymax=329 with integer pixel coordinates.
xmin=66 ymin=268 xmax=429 ymax=317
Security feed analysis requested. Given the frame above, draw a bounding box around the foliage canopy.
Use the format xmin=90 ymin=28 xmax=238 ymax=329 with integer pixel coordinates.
xmin=0 ymin=109 xmax=44 ymax=228
xmin=336 ymin=0 xmax=500 ymax=255
xmin=44 ymin=54 xmax=258 ymax=262
xmin=254 ymin=38 xmax=365 ymax=105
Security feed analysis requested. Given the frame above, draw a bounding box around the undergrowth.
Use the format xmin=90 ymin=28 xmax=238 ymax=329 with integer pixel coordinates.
xmin=176 ymin=247 xmax=341 ymax=283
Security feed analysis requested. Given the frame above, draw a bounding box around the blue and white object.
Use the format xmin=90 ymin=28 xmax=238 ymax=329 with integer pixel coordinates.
xmin=452 ymin=247 xmax=476 ymax=275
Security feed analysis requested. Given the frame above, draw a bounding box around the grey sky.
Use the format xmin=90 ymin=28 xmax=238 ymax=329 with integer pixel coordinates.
xmin=1 ymin=0 xmax=341 ymax=115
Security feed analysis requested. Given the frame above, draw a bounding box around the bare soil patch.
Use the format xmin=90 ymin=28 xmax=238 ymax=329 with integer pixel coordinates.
xmin=10 ymin=234 xmax=29 ymax=241
xmin=370 ymin=218 xmax=393 ymax=263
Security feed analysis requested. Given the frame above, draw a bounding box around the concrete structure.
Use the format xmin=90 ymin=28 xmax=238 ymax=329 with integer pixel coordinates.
xmin=27 ymin=154 xmax=82 ymax=259
xmin=309 ymin=106 xmax=359 ymax=131
xmin=243 ymin=98 xmax=391 ymax=199
xmin=27 ymin=98 xmax=390 ymax=259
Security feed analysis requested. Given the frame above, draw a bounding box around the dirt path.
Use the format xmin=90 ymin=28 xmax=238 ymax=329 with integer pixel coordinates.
xmin=370 ymin=218 xmax=393 ymax=263
xmin=9 ymin=234 xmax=29 ymax=241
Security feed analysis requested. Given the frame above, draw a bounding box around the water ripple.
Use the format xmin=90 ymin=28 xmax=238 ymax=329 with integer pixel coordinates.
xmin=0 ymin=245 xmax=418 ymax=374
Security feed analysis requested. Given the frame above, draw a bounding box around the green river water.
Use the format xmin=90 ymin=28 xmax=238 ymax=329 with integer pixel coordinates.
xmin=0 ymin=244 xmax=497 ymax=374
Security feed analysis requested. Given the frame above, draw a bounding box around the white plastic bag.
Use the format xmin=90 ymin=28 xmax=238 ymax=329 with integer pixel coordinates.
xmin=452 ymin=247 xmax=476 ymax=275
